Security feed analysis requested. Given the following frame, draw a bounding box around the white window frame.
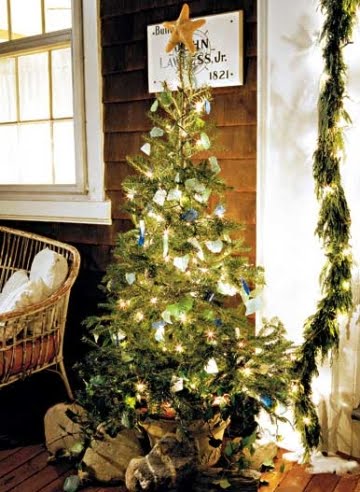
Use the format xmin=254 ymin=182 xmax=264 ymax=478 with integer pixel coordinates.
xmin=0 ymin=0 xmax=111 ymax=225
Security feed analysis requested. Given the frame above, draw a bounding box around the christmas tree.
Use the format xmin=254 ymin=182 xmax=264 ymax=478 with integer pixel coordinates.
xmin=78 ymin=3 xmax=293 ymax=461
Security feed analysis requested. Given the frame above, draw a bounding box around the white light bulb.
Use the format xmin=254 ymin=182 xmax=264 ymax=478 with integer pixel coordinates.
xmin=135 ymin=311 xmax=144 ymax=322
xmin=341 ymin=280 xmax=350 ymax=291
xmin=136 ymin=382 xmax=146 ymax=393
xmin=243 ymin=367 xmax=252 ymax=376
xmin=195 ymin=100 xmax=204 ymax=113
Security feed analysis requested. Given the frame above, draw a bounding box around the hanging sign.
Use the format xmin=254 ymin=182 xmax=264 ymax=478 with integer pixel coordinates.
xmin=147 ymin=10 xmax=244 ymax=93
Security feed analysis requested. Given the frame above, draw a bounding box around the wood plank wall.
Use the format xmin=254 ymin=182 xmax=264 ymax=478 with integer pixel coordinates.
xmin=0 ymin=0 xmax=257 ymax=388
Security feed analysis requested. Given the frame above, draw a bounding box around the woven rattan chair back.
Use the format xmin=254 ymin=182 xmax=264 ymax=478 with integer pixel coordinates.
xmin=0 ymin=226 xmax=80 ymax=399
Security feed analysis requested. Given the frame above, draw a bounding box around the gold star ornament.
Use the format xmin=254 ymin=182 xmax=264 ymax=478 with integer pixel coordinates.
xmin=163 ymin=3 xmax=206 ymax=54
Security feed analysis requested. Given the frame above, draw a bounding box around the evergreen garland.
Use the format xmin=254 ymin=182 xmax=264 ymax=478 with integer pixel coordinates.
xmin=293 ymin=0 xmax=358 ymax=456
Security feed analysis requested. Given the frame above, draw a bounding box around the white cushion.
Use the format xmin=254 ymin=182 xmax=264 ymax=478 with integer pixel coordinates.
xmin=1 ymin=270 xmax=29 ymax=297
xmin=0 ymin=278 xmax=46 ymax=315
xmin=0 ymin=278 xmax=46 ymax=341
xmin=30 ymin=248 xmax=68 ymax=296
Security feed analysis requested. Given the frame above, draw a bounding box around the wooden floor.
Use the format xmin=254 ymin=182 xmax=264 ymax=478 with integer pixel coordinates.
xmin=0 ymin=443 xmax=124 ymax=492
xmin=1 ymin=445 xmax=360 ymax=492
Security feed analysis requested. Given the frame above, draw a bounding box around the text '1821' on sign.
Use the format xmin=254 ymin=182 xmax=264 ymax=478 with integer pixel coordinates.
xmin=147 ymin=10 xmax=244 ymax=93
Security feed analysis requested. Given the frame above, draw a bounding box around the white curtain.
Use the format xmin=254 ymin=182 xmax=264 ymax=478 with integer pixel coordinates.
xmin=257 ymin=0 xmax=360 ymax=456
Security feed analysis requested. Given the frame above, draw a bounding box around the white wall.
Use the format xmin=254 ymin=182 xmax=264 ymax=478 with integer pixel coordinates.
xmin=258 ymin=0 xmax=360 ymax=456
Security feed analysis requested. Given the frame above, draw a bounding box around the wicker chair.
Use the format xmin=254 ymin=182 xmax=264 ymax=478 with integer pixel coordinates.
xmin=0 ymin=226 xmax=80 ymax=400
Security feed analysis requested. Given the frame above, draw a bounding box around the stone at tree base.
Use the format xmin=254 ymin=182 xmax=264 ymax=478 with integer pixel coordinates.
xmin=243 ymin=440 xmax=278 ymax=470
xmin=82 ymin=428 xmax=144 ymax=483
xmin=141 ymin=415 xmax=229 ymax=468
xmin=44 ymin=402 xmax=86 ymax=457
xmin=194 ymin=469 xmax=259 ymax=492
xmin=188 ymin=417 xmax=229 ymax=467
xmin=125 ymin=433 xmax=197 ymax=491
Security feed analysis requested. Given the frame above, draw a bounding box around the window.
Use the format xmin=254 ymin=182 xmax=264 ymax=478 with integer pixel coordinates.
xmin=0 ymin=0 xmax=111 ymax=224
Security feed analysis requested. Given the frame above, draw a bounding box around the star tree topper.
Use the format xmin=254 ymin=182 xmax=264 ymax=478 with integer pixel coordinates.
xmin=163 ymin=3 xmax=206 ymax=54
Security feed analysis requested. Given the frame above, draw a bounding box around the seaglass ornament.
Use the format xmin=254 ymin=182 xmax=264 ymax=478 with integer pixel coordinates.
xmin=185 ymin=178 xmax=205 ymax=193
xmin=205 ymin=240 xmax=223 ymax=253
xmin=150 ymin=99 xmax=159 ymax=112
xmin=173 ymin=255 xmax=189 ymax=272
xmin=214 ymin=204 xmax=226 ymax=217
xmin=260 ymin=395 xmax=274 ymax=408
xmin=152 ymin=320 xmax=166 ymax=342
xmin=63 ymin=475 xmax=81 ymax=492
xmin=200 ymin=132 xmax=211 ymax=149
xmin=217 ymin=281 xmax=237 ymax=296
xmin=167 ymin=188 xmax=182 ymax=201
xmin=125 ymin=272 xmax=136 ymax=285
xmin=194 ymin=188 xmax=211 ymax=203
xmin=153 ymin=189 xmax=167 ymax=206
xmin=161 ymin=310 xmax=173 ymax=324
xmin=205 ymin=357 xmax=219 ymax=374
xmin=171 ymin=376 xmax=184 ymax=393
xmin=180 ymin=209 xmax=198 ymax=222
xmin=160 ymin=91 xmax=172 ymax=106
xmin=141 ymin=143 xmax=151 ymax=155
xmin=209 ymin=156 xmax=221 ymax=174
xmin=150 ymin=126 xmax=164 ymax=138
xmin=152 ymin=320 xmax=166 ymax=330
xmin=204 ymin=99 xmax=211 ymax=114
xmin=112 ymin=329 xmax=126 ymax=345
xmin=245 ymin=297 xmax=262 ymax=316
xmin=138 ymin=219 xmax=145 ymax=246
xmin=241 ymin=278 xmax=251 ymax=296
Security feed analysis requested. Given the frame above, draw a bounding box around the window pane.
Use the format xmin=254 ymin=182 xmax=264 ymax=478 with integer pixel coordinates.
xmin=17 ymin=123 xmax=52 ymax=183
xmin=45 ymin=0 xmax=71 ymax=32
xmin=0 ymin=0 xmax=9 ymax=42
xmin=10 ymin=0 xmax=42 ymax=38
xmin=0 ymin=58 xmax=16 ymax=122
xmin=18 ymin=52 xmax=49 ymax=120
xmin=0 ymin=123 xmax=52 ymax=184
xmin=52 ymin=47 xmax=73 ymax=118
xmin=53 ymin=120 xmax=75 ymax=183
xmin=0 ymin=125 xmax=19 ymax=183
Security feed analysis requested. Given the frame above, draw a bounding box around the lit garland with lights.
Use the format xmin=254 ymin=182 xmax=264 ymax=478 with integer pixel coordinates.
xmin=293 ymin=0 xmax=357 ymax=456
xmin=77 ymin=41 xmax=293 ymax=442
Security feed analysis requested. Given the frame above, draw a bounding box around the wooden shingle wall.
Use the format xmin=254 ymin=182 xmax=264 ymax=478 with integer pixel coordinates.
xmin=0 ymin=0 xmax=257 ymax=375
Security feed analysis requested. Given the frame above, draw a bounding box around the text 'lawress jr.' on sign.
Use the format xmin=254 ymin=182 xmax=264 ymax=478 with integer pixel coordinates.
xmin=147 ymin=10 xmax=244 ymax=93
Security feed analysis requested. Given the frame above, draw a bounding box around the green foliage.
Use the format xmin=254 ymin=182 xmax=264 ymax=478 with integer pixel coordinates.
xmin=294 ymin=0 xmax=355 ymax=456
xmin=76 ymin=47 xmax=293 ymax=448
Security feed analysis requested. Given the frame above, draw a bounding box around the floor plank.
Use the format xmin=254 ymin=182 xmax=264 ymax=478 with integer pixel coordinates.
xmin=305 ymin=474 xmax=341 ymax=492
xmin=10 ymin=459 xmax=73 ymax=491
xmin=334 ymin=475 xmax=359 ymax=492
xmin=0 ymin=449 xmax=50 ymax=491
xmin=0 ymin=447 xmax=23 ymax=464
xmin=37 ymin=469 xmax=73 ymax=492
xmin=353 ymin=480 xmax=360 ymax=492
xmin=0 ymin=445 xmax=43 ymax=478
xmin=259 ymin=449 xmax=296 ymax=490
xmin=272 ymin=463 xmax=312 ymax=490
